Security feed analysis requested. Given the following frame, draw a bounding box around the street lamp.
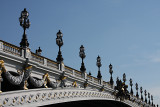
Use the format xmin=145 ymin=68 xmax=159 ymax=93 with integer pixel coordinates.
xmin=144 ymin=90 xmax=147 ymax=103
xmin=148 ymin=92 xmax=150 ymax=105
xmin=79 ymin=45 xmax=86 ymax=72
xmin=97 ymin=56 xmax=102 ymax=82
xmin=129 ymin=78 xmax=133 ymax=95
xmin=123 ymin=73 xmax=126 ymax=83
xmin=19 ymin=8 xmax=30 ymax=48
xmin=109 ymin=64 xmax=114 ymax=85
xmin=140 ymin=86 xmax=143 ymax=101
xmin=151 ymin=95 xmax=153 ymax=106
xmin=135 ymin=83 xmax=139 ymax=98
xmin=56 ymin=30 xmax=64 ymax=63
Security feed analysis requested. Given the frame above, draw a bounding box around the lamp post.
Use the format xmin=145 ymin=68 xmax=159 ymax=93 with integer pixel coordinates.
xmin=109 ymin=64 xmax=114 ymax=85
xmin=148 ymin=92 xmax=150 ymax=105
xmin=151 ymin=95 xmax=153 ymax=106
xmin=135 ymin=83 xmax=139 ymax=98
xmin=97 ymin=56 xmax=102 ymax=84
xmin=129 ymin=78 xmax=133 ymax=95
xmin=19 ymin=8 xmax=30 ymax=48
xmin=140 ymin=86 xmax=143 ymax=101
xmin=123 ymin=73 xmax=126 ymax=83
xmin=144 ymin=90 xmax=147 ymax=103
xmin=79 ymin=45 xmax=86 ymax=73
xmin=56 ymin=30 xmax=64 ymax=63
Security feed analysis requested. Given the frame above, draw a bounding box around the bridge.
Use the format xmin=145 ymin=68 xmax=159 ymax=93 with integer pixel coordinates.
xmin=0 ymin=8 xmax=157 ymax=107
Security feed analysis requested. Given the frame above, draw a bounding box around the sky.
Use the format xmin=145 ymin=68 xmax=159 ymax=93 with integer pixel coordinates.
xmin=0 ymin=0 xmax=160 ymax=105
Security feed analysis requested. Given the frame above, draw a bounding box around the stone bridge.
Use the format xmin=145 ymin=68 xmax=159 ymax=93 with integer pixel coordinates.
xmin=0 ymin=8 xmax=157 ymax=107
xmin=0 ymin=40 xmax=154 ymax=107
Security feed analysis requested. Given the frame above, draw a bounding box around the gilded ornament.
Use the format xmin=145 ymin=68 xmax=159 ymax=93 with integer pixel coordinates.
xmin=72 ymin=81 xmax=77 ymax=87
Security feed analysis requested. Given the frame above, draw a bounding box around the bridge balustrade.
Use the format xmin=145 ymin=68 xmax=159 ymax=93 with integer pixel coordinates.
xmin=0 ymin=40 xmax=20 ymax=57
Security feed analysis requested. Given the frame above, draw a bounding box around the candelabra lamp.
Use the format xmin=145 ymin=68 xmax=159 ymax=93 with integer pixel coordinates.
xmin=148 ymin=92 xmax=150 ymax=105
xmin=144 ymin=90 xmax=147 ymax=103
xmin=19 ymin=8 xmax=30 ymax=48
xmin=151 ymin=95 xmax=153 ymax=106
xmin=79 ymin=45 xmax=86 ymax=73
xmin=56 ymin=30 xmax=64 ymax=63
xmin=135 ymin=83 xmax=139 ymax=98
xmin=96 ymin=56 xmax=102 ymax=84
xmin=109 ymin=64 xmax=114 ymax=85
xmin=140 ymin=86 xmax=143 ymax=101
xmin=129 ymin=78 xmax=133 ymax=95
xmin=123 ymin=73 xmax=126 ymax=83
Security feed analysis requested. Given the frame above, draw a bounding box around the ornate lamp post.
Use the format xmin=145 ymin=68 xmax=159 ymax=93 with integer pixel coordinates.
xmin=144 ymin=90 xmax=147 ymax=103
xmin=56 ymin=30 xmax=64 ymax=63
xmin=19 ymin=8 xmax=30 ymax=48
xmin=109 ymin=64 xmax=114 ymax=85
xmin=97 ymin=56 xmax=102 ymax=84
xmin=79 ymin=45 xmax=86 ymax=73
xmin=151 ymin=95 xmax=153 ymax=106
xmin=148 ymin=92 xmax=150 ymax=104
xmin=123 ymin=73 xmax=126 ymax=83
xmin=135 ymin=83 xmax=139 ymax=98
xmin=140 ymin=86 xmax=143 ymax=101
xmin=129 ymin=78 xmax=133 ymax=95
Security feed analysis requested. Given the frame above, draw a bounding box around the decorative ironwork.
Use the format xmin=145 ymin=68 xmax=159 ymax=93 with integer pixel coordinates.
xmin=148 ymin=92 xmax=150 ymax=105
xmin=56 ymin=30 xmax=64 ymax=63
xmin=96 ymin=56 xmax=102 ymax=80
xmin=151 ymin=95 xmax=153 ymax=106
xmin=144 ymin=89 xmax=147 ymax=103
xmin=79 ymin=45 xmax=86 ymax=72
xmin=19 ymin=8 xmax=30 ymax=48
xmin=140 ymin=86 xmax=143 ymax=101
xmin=123 ymin=73 xmax=126 ymax=83
xmin=109 ymin=64 xmax=114 ymax=85
xmin=135 ymin=83 xmax=139 ymax=98
xmin=129 ymin=78 xmax=133 ymax=95
xmin=114 ymin=77 xmax=130 ymax=101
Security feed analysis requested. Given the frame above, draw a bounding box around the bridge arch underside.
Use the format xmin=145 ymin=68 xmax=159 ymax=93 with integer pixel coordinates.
xmin=42 ymin=100 xmax=131 ymax=107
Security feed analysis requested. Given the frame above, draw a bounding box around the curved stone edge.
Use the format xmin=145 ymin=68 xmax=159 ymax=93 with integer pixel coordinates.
xmin=0 ymin=88 xmax=144 ymax=107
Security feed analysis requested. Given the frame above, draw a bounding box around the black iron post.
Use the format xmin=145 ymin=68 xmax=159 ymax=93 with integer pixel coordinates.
xmin=79 ymin=45 xmax=86 ymax=73
xmin=19 ymin=8 xmax=30 ymax=48
xmin=123 ymin=73 xmax=126 ymax=83
xmin=129 ymin=78 xmax=133 ymax=95
xmin=140 ymin=86 xmax=143 ymax=101
xmin=97 ymin=56 xmax=102 ymax=84
xmin=148 ymin=92 xmax=150 ymax=105
xmin=135 ymin=83 xmax=139 ymax=98
xmin=56 ymin=30 xmax=64 ymax=63
xmin=109 ymin=64 xmax=114 ymax=85
xmin=151 ymin=95 xmax=153 ymax=106
xmin=144 ymin=90 xmax=147 ymax=103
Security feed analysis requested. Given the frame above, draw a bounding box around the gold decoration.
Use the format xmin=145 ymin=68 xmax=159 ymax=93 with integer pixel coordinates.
xmin=13 ymin=99 xmax=16 ymax=103
xmin=24 ymin=80 xmax=28 ymax=90
xmin=3 ymin=101 xmax=6 ymax=105
xmin=62 ymin=76 xmax=66 ymax=80
xmin=0 ymin=60 xmax=6 ymax=73
xmin=72 ymin=81 xmax=77 ymax=87
xmin=25 ymin=65 xmax=32 ymax=70
xmin=0 ymin=91 xmax=2 ymax=94
xmin=43 ymin=73 xmax=48 ymax=88
xmin=21 ymin=98 xmax=24 ymax=102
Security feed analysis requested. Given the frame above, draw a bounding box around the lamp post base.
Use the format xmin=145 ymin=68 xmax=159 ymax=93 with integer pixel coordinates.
xmin=56 ymin=51 xmax=63 ymax=63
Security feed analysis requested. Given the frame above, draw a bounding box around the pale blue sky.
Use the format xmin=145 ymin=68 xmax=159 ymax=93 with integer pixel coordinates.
xmin=0 ymin=0 xmax=160 ymax=105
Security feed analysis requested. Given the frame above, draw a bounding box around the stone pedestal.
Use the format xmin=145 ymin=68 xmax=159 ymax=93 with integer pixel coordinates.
xmin=81 ymin=72 xmax=87 ymax=79
xmin=58 ymin=62 xmax=65 ymax=71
